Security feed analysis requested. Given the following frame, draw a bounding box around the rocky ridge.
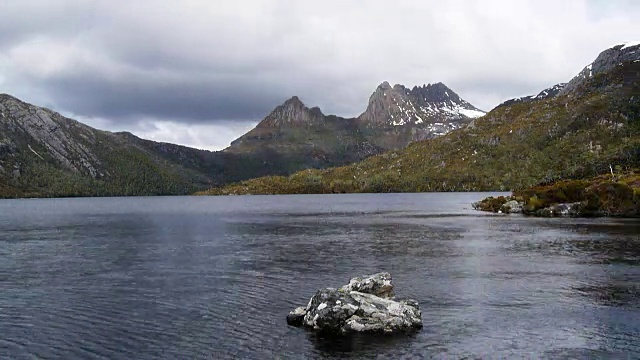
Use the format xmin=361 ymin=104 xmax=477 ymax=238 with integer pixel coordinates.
xmin=560 ymin=41 xmax=640 ymax=95
xmin=497 ymin=83 xmax=567 ymax=108
xmin=494 ymin=41 xmax=640 ymax=110
xmin=227 ymin=82 xmax=484 ymax=164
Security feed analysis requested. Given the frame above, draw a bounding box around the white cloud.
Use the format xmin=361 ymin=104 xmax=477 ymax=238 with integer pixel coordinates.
xmin=66 ymin=113 xmax=258 ymax=151
xmin=130 ymin=120 xmax=259 ymax=151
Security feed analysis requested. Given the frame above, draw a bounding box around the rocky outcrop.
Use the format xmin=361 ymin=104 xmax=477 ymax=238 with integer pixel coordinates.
xmin=472 ymin=171 xmax=640 ymax=218
xmin=472 ymin=197 xmax=583 ymax=217
xmin=286 ymin=272 xmax=422 ymax=335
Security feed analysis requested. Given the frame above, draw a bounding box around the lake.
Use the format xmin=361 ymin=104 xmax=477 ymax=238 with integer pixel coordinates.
xmin=1 ymin=193 xmax=639 ymax=359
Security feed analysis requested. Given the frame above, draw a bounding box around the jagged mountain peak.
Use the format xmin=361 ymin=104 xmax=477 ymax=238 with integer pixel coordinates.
xmin=378 ymin=81 xmax=392 ymax=89
xmin=358 ymin=81 xmax=485 ymax=131
xmin=257 ymin=96 xmax=326 ymax=127
xmin=423 ymin=82 xmax=448 ymax=90
xmin=411 ymin=82 xmax=464 ymax=104
xmin=369 ymin=81 xmax=406 ymax=99
xmin=283 ymin=95 xmax=304 ymax=107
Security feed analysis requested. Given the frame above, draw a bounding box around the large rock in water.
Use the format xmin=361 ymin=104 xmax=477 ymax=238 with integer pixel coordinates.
xmin=286 ymin=272 xmax=422 ymax=335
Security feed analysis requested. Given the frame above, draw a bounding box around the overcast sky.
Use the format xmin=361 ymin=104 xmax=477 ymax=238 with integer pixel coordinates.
xmin=1 ymin=0 xmax=639 ymax=150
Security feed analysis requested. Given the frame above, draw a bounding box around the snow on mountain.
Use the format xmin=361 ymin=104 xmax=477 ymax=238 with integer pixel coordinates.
xmin=496 ymin=83 xmax=566 ymax=109
xmin=618 ymin=41 xmax=640 ymax=50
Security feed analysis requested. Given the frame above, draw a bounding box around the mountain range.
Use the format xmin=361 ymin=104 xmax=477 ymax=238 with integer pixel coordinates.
xmin=225 ymin=82 xmax=484 ymax=169
xmin=203 ymin=41 xmax=640 ymax=195
xmin=2 ymin=42 xmax=638 ymax=198
xmin=0 ymin=79 xmax=483 ymax=197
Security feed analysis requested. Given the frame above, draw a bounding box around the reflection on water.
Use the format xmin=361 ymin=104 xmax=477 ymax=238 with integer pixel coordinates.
xmin=307 ymin=331 xmax=420 ymax=355
xmin=0 ymin=193 xmax=639 ymax=359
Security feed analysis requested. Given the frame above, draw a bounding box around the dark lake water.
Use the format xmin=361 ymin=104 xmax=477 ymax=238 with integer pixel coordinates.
xmin=1 ymin=193 xmax=639 ymax=359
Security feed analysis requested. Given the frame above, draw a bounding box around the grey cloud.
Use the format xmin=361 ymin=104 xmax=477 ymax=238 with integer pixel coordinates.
xmin=0 ymin=1 xmax=98 ymax=49
xmin=38 ymin=72 xmax=287 ymax=123
xmin=2 ymin=0 xmax=640 ymax=150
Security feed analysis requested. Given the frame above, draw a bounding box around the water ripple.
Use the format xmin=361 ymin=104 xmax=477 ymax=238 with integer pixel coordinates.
xmin=1 ymin=194 xmax=639 ymax=359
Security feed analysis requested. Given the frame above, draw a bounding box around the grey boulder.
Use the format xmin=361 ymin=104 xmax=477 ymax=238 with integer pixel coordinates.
xmin=500 ymin=200 xmax=524 ymax=214
xmin=287 ymin=272 xmax=422 ymax=335
xmin=340 ymin=272 xmax=394 ymax=298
